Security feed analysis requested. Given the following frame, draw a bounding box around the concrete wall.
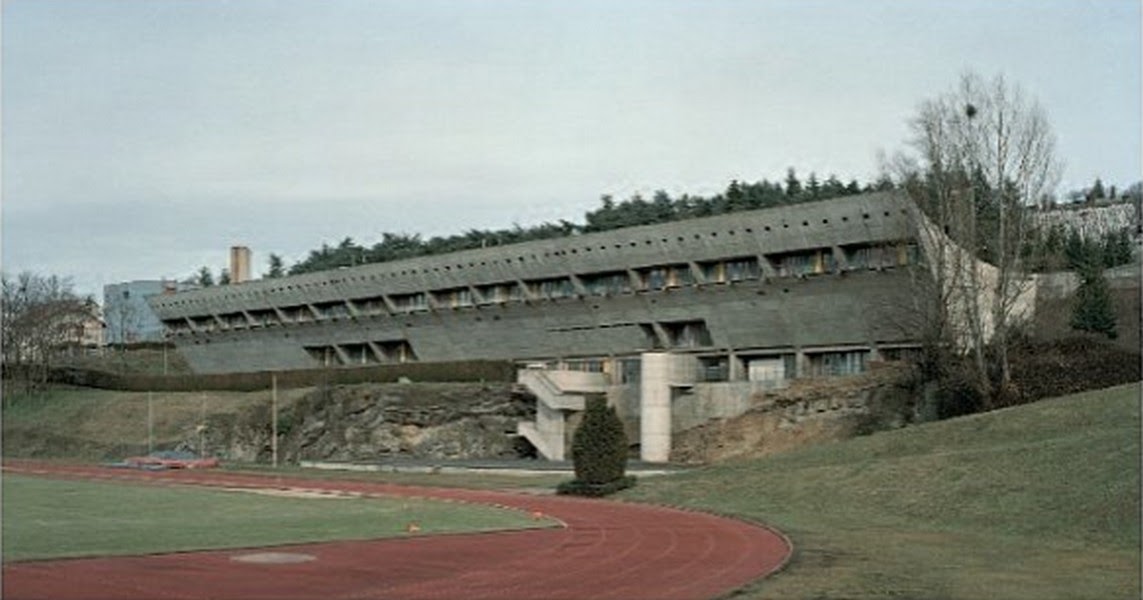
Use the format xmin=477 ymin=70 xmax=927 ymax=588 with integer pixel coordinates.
xmin=151 ymin=192 xmax=925 ymax=374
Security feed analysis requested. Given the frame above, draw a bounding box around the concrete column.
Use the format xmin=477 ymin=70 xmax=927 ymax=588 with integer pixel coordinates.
xmin=795 ymin=349 xmax=808 ymax=379
xmin=639 ymin=353 xmax=698 ymax=463
xmin=640 ymin=353 xmax=673 ymax=463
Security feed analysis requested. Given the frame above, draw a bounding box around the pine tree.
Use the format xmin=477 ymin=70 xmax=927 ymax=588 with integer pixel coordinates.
xmin=784 ymin=167 xmax=802 ymax=199
xmin=1070 ymin=250 xmax=1117 ymax=339
xmin=570 ymin=396 xmax=628 ymax=485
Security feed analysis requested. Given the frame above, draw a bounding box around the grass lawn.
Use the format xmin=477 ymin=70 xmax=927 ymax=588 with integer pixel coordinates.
xmin=620 ymin=383 xmax=1142 ymax=600
xmin=2 ymin=475 xmax=554 ymax=562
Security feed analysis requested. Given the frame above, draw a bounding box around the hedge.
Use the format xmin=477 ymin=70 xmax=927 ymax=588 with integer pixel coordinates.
xmin=5 ymin=360 xmax=516 ymax=392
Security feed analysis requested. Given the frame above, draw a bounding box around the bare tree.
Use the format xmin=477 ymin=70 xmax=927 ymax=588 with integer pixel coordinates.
xmin=2 ymin=271 xmax=95 ymax=392
xmin=893 ymin=72 xmax=1062 ymax=404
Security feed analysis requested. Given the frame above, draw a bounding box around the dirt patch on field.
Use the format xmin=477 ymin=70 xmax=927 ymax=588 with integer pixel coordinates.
xmin=222 ymin=487 xmax=356 ymax=500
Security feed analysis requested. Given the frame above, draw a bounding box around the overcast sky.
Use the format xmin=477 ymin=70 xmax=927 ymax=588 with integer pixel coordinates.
xmin=3 ymin=0 xmax=1140 ymax=299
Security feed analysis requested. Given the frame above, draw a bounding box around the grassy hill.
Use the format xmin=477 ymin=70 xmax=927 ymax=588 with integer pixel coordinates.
xmin=622 ymin=383 xmax=1141 ymax=599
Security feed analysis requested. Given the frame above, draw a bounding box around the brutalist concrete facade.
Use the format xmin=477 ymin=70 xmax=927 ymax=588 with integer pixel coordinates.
xmin=151 ymin=192 xmax=923 ymax=375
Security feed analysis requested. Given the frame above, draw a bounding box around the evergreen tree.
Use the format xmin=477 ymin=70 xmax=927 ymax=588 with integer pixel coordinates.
xmin=806 ymin=172 xmax=821 ymax=200
xmin=1071 ymin=253 xmax=1117 ymax=339
xmin=570 ymin=396 xmax=628 ymax=485
xmin=218 ymin=269 xmax=231 ymax=285
xmin=266 ymin=254 xmax=286 ymax=278
xmin=1090 ymin=178 xmax=1106 ymax=201
xmin=195 ymin=266 xmax=214 ymax=287
xmin=784 ymin=167 xmax=802 ymax=199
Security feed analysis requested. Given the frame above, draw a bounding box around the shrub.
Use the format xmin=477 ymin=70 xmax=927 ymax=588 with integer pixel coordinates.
xmin=559 ymin=396 xmax=631 ymax=497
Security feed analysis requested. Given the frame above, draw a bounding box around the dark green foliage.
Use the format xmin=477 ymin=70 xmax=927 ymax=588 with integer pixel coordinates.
xmin=1009 ymin=336 xmax=1140 ymax=402
xmin=195 ymin=266 xmax=214 ymax=287
xmin=1070 ymin=257 xmax=1118 ymax=339
xmin=266 ymin=254 xmax=286 ymax=278
xmin=24 ymin=360 xmax=517 ymax=392
xmin=556 ymin=475 xmax=636 ymax=497
xmin=1027 ymin=225 xmax=1134 ymax=273
xmin=570 ymin=396 xmax=628 ymax=486
xmin=285 ymin=173 xmax=872 ymax=274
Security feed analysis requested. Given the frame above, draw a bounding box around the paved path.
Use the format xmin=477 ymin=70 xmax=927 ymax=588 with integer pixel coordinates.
xmin=2 ymin=461 xmax=790 ymax=600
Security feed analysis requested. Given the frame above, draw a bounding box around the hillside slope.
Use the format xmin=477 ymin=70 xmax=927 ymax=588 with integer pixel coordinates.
xmin=622 ymin=383 xmax=1142 ymax=599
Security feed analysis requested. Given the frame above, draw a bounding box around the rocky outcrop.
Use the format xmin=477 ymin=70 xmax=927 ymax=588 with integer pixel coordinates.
xmin=671 ymin=367 xmax=919 ymax=464
xmin=205 ymin=383 xmax=536 ymax=464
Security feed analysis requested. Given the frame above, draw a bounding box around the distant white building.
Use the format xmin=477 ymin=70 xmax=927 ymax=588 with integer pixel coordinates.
xmin=103 ymin=280 xmax=195 ymax=345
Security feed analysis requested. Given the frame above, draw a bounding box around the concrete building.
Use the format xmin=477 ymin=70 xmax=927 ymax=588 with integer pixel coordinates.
xmin=150 ymin=192 xmax=942 ymax=461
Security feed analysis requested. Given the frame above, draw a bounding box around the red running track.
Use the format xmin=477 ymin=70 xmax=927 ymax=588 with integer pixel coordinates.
xmin=2 ymin=461 xmax=790 ymax=600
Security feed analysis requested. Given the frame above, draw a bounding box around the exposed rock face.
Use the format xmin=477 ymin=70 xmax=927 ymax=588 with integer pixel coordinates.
xmin=207 ymin=383 xmax=536 ymax=464
xmin=671 ymin=367 xmax=919 ymax=464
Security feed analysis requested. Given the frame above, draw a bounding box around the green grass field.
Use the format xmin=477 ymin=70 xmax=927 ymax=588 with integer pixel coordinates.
xmin=1 ymin=475 xmax=553 ymax=562
xmin=621 ymin=383 xmax=1142 ymax=599
xmin=4 ymin=382 xmax=1139 ymax=598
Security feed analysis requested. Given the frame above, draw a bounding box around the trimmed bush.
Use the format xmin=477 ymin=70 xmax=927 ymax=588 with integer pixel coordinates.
xmin=559 ymin=396 xmax=631 ymax=497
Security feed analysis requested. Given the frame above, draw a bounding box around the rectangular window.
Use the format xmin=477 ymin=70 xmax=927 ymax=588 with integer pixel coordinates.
xmin=724 ymin=257 xmax=761 ymax=281
xmin=433 ymin=287 xmax=474 ymax=308
xmin=845 ymin=242 xmax=917 ymax=270
xmin=662 ymin=320 xmax=712 ymax=348
xmin=304 ymin=345 xmax=342 ymax=366
xmin=391 ymin=293 xmax=428 ymax=313
xmin=339 ymin=343 xmax=379 ymax=365
xmin=637 ymin=264 xmax=693 ymax=290
xmin=698 ymin=356 xmax=729 ymax=382
xmin=806 ymin=350 xmax=869 ymax=377
xmin=699 ymin=260 xmax=726 ymax=283
xmin=580 ymin=271 xmax=631 ymax=296
xmin=314 ymin=302 xmax=349 ymax=319
xmin=746 ymin=356 xmax=787 ymax=382
xmin=477 ymin=283 xmax=524 ymax=304
xmin=772 ymin=249 xmax=835 ymax=277
xmin=352 ymin=296 xmax=388 ymax=315
xmin=375 ymin=340 xmax=417 ymax=363
xmin=248 ymin=310 xmax=276 ymax=327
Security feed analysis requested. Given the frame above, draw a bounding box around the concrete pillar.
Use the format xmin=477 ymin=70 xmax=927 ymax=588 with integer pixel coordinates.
xmin=795 ymin=349 xmax=808 ymax=379
xmin=640 ymin=353 xmax=672 ymax=463
xmin=639 ymin=352 xmax=698 ymax=463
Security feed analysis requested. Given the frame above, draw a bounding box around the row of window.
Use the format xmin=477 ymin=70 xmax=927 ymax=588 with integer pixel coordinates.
xmin=304 ymin=340 xmax=417 ymax=366
xmin=164 ymin=242 xmax=919 ymax=335
xmin=155 ymin=207 xmax=910 ymax=310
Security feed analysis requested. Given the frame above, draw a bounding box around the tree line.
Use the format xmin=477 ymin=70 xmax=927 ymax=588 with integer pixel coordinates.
xmin=267 ymin=170 xmax=881 ymax=277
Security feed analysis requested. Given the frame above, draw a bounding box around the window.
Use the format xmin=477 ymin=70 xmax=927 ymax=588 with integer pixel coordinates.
xmin=699 ymin=257 xmax=760 ymax=283
xmin=314 ymin=301 xmax=349 ymax=319
xmin=806 ymin=350 xmax=869 ymax=377
xmin=248 ymin=310 xmax=276 ymax=327
xmin=433 ymin=287 xmax=474 ymax=308
xmin=581 ymin=271 xmax=631 ymax=296
xmin=477 ymin=283 xmax=523 ymax=304
xmin=636 ymin=264 xmax=693 ymax=291
xmin=526 ymin=277 xmax=575 ymax=299
xmin=698 ymin=356 xmax=729 ymax=382
xmin=845 ymin=242 xmax=919 ymax=270
xmin=772 ymin=249 xmax=835 ymax=277
xmin=391 ymin=293 xmax=428 ymax=313
xmin=375 ymin=340 xmax=417 ymax=363
xmin=353 ymin=296 xmax=388 ymax=315
xmin=339 ymin=343 xmax=379 ymax=365
xmin=304 ymin=345 xmax=342 ymax=366
xmin=662 ymin=320 xmax=712 ymax=348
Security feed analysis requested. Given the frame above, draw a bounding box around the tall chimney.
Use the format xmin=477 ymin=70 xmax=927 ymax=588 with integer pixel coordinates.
xmin=229 ymin=246 xmax=252 ymax=284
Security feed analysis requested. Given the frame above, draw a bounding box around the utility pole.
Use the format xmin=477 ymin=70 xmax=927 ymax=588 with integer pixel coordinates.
xmin=147 ymin=391 xmax=154 ymax=454
xmin=271 ymin=373 xmax=279 ymax=468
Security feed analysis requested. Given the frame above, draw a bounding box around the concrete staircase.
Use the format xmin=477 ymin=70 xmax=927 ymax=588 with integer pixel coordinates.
xmin=516 ymin=368 xmax=608 ymax=461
